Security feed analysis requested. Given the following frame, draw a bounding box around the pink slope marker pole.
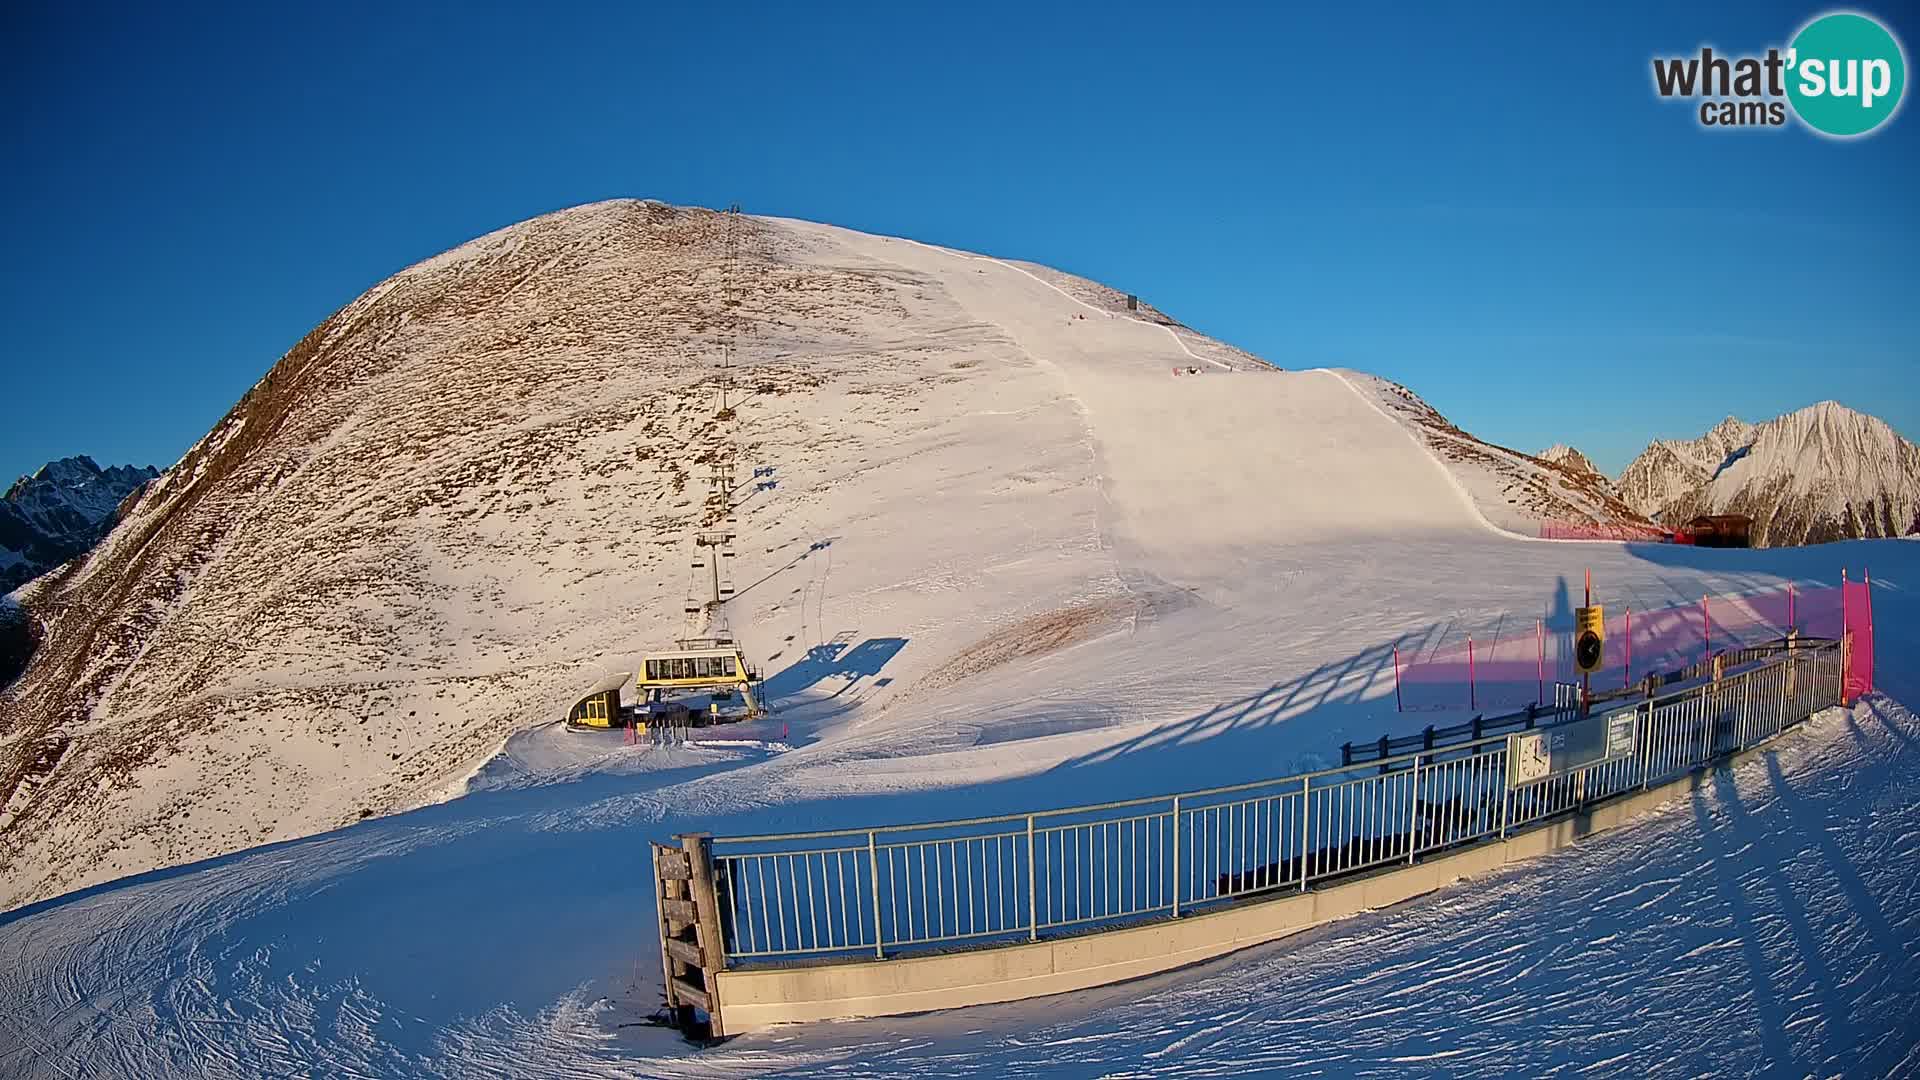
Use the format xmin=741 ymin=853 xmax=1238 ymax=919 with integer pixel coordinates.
xmin=1393 ymin=645 xmax=1404 ymax=713
xmin=1624 ymin=607 xmax=1632 ymax=689
xmin=1788 ymin=581 xmax=1796 ymax=634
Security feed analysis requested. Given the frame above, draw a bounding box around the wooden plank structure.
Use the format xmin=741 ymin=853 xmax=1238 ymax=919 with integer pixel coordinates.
xmin=1681 ymin=514 xmax=1753 ymax=548
xmin=651 ymin=835 xmax=730 ymax=1037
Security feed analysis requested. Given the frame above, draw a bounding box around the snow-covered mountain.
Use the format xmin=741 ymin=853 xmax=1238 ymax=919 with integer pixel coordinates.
xmin=1615 ymin=417 xmax=1757 ymax=521
xmin=0 ymin=200 xmax=1655 ymax=910
xmin=0 ymin=456 xmax=159 ymax=593
xmin=1538 ymin=443 xmax=1598 ymax=476
xmin=1617 ymin=405 xmax=1919 ymax=546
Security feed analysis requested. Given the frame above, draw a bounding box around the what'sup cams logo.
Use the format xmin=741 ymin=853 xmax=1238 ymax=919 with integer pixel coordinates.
xmin=1653 ymin=10 xmax=1906 ymax=136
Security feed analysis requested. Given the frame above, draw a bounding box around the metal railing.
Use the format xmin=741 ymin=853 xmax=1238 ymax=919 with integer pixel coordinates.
xmin=1352 ymin=639 xmax=1814 ymax=765
xmin=1345 ymin=682 xmax=1582 ymax=765
xmin=699 ymin=638 xmax=1846 ymax=965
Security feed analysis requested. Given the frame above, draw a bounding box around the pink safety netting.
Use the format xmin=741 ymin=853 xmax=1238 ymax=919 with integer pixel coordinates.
xmin=1844 ymin=578 xmax=1875 ymax=703
xmin=1393 ymin=581 xmax=1856 ymax=713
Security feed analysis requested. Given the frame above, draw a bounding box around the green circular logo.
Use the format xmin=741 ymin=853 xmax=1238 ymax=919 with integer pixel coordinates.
xmin=1787 ymin=12 xmax=1907 ymax=137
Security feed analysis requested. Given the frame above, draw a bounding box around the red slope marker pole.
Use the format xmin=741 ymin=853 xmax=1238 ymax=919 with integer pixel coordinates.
xmin=1625 ymin=607 xmax=1632 ymax=689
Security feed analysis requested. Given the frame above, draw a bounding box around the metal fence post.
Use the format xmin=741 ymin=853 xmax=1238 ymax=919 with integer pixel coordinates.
xmin=1639 ymin=703 xmax=1652 ymax=791
xmin=1839 ymin=632 xmax=1851 ymax=707
xmin=1738 ymin=671 xmax=1752 ymax=749
xmin=1170 ymin=796 xmax=1182 ymax=917
xmin=867 ymin=830 xmax=884 ymax=959
xmin=1298 ymin=775 xmax=1311 ymax=891
xmin=1497 ymin=758 xmax=1509 ymax=840
xmin=1026 ymin=814 xmax=1038 ymax=941
xmin=1406 ymin=753 xmax=1421 ymax=865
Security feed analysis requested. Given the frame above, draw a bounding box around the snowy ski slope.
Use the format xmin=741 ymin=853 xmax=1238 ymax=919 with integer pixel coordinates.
xmin=2 ymin=204 xmax=1913 ymax=1076
xmin=1 ymin=203 xmax=1640 ymax=911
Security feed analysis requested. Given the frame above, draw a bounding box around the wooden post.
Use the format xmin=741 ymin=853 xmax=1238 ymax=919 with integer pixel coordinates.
xmin=681 ymin=833 xmax=729 ymax=1037
xmin=651 ymin=842 xmax=700 ymax=1032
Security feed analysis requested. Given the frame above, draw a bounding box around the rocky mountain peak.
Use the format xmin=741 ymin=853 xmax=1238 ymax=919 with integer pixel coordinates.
xmin=1617 ymin=402 xmax=1918 ymax=546
xmin=1537 ymin=444 xmax=1600 ymax=475
xmin=2 ymin=455 xmax=161 ymax=593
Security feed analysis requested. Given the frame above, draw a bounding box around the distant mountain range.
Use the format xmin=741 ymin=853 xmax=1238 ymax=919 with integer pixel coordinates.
xmin=1548 ymin=403 xmax=1919 ymax=548
xmin=1 ymin=456 xmax=159 ymax=593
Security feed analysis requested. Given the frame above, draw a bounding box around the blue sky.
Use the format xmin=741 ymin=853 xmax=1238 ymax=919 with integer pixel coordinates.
xmin=2 ymin=1 xmax=1914 ymax=482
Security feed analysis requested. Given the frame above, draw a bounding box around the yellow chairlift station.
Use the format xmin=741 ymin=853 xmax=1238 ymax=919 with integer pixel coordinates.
xmin=566 ymin=671 xmax=629 ymax=729
xmin=637 ymin=637 xmax=764 ymax=718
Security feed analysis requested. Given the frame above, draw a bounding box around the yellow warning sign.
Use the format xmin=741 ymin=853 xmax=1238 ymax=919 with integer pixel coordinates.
xmin=1575 ymin=605 xmax=1605 ymax=673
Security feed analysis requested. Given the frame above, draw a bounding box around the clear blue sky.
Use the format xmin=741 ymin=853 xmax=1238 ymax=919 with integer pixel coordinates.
xmin=2 ymin=1 xmax=1914 ymax=481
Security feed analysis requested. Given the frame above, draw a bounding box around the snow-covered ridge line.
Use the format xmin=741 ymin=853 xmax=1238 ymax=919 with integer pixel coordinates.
xmin=889 ymin=234 xmax=1237 ymax=370
xmin=1322 ymin=370 xmax=1643 ymax=545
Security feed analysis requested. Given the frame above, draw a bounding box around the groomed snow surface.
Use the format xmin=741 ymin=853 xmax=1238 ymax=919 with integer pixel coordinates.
xmin=2 ymin=547 xmax=1915 ymax=1079
xmin=0 ymin=687 xmax=1913 ymax=1077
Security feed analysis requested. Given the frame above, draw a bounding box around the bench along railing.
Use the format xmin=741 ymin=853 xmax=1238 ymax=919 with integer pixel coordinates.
xmin=681 ymin=637 xmax=1847 ymax=967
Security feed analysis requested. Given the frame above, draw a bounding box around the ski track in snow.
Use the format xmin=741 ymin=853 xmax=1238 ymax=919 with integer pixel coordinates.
xmin=1 ymin=697 xmax=1914 ymax=1078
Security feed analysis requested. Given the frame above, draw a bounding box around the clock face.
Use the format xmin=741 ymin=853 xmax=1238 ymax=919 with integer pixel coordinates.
xmin=1513 ymin=734 xmax=1550 ymax=783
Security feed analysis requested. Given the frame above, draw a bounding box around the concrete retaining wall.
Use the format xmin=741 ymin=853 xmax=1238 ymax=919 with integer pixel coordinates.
xmin=713 ymin=751 xmax=1750 ymax=1032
